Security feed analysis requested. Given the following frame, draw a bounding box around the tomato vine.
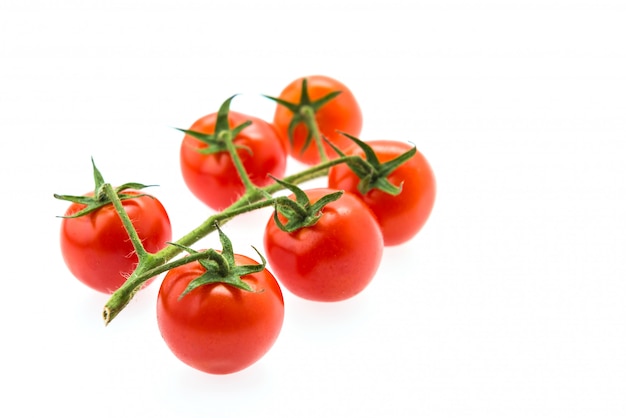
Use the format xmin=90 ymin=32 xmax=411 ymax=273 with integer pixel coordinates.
xmin=100 ymin=151 xmax=369 ymax=324
xmin=55 ymin=75 xmax=435 ymax=374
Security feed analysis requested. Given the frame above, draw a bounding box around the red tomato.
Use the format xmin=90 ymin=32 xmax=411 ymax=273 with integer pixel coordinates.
xmin=156 ymin=254 xmax=284 ymax=375
xmin=272 ymin=75 xmax=363 ymax=165
xmin=328 ymin=140 xmax=436 ymax=246
xmin=180 ymin=110 xmax=287 ymax=210
xmin=263 ymin=188 xmax=383 ymax=302
xmin=60 ymin=191 xmax=172 ymax=294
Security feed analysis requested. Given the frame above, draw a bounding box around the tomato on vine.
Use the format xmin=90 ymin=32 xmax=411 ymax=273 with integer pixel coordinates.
xmin=179 ymin=96 xmax=287 ymax=211
xmin=157 ymin=227 xmax=284 ymax=375
xmin=267 ymin=75 xmax=363 ymax=165
xmin=56 ymin=78 xmax=438 ymax=337
xmin=56 ymin=161 xmax=172 ymax=294
xmin=328 ymin=136 xmax=436 ymax=246
xmin=263 ymin=184 xmax=383 ymax=302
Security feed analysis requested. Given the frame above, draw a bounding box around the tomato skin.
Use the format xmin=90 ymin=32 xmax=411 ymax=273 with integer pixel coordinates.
xmin=272 ymin=75 xmax=363 ymax=165
xmin=180 ymin=110 xmax=287 ymax=210
xmin=60 ymin=191 xmax=172 ymax=294
xmin=263 ymin=188 xmax=383 ymax=302
xmin=156 ymin=254 xmax=284 ymax=375
xmin=328 ymin=140 xmax=436 ymax=246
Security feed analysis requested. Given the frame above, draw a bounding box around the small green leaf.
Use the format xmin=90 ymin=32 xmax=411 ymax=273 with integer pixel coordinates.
xmin=229 ymin=120 xmax=253 ymax=139
xmin=264 ymin=78 xmax=342 ymax=155
xmin=177 ymin=223 xmax=264 ymax=299
xmin=334 ymin=132 xmax=417 ymax=196
xmin=217 ymin=223 xmax=235 ymax=264
xmin=91 ymin=157 xmax=105 ymax=193
xmin=115 ymin=183 xmax=156 ymax=193
xmin=308 ymin=190 xmax=343 ymax=214
xmin=53 ymin=194 xmax=94 ymax=206
xmin=309 ymin=90 xmax=342 ymax=112
xmin=377 ymin=145 xmax=417 ymax=178
xmin=177 ymin=127 xmax=215 ymax=142
xmin=177 ymin=128 xmax=224 ymax=154
xmin=324 ymin=135 xmax=372 ymax=178
xmin=270 ymin=176 xmax=310 ymax=208
xmin=215 ymin=95 xmax=238 ymax=133
xmin=299 ymin=78 xmax=311 ymax=105
xmin=176 ymin=95 xmax=253 ymax=157
xmin=263 ymin=95 xmax=299 ymax=113
xmin=54 ymin=158 xmax=157 ymax=218
xmin=339 ymin=132 xmax=382 ymax=169
xmin=287 ymin=117 xmax=304 ymax=150
xmin=269 ymin=180 xmax=343 ymax=233
xmin=272 ymin=198 xmax=312 ymax=233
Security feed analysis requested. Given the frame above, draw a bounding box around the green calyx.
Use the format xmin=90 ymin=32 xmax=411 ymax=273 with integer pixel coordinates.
xmin=176 ymin=95 xmax=252 ymax=155
xmin=328 ymin=132 xmax=417 ymax=196
xmin=53 ymin=158 xmax=154 ymax=218
xmin=271 ymin=177 xmax=343 ymax=233
xmin=264 ymin=78 xmax=341 ymax=155
xmin=173 ymin=223 xmax=265 ymax=299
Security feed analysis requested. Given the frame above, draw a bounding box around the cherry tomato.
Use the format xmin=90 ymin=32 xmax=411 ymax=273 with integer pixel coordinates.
xmin=272 ymin=75 xmax=363 ymax=165
xmin=180 ymin=110 xmax=287 ymax=211
xmin=263 ymin=188 xmax=383 ymax=302
xmin=156 ymin=254 xmax=284 ymax=375
xmin=60 ymin=191 xmax=172 ymax=293
xmin=328 ymin=140 xmax=436 ymax=246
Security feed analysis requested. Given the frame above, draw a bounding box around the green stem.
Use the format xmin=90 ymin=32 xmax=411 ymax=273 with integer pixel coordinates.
xmin=102 ymin=154 xmax=362 ymax=325
xmin=103 ymin=197 xmax=277 ymax=325
xmin=135 ymin=250 xmax=220 ymax=284
xmin=301 ymin=105 xmax=328 ymax=164
xmin=103 ymin=183 xmax=149 ymax=260
xmin=220 ymin=130 xmax=257 ymax=193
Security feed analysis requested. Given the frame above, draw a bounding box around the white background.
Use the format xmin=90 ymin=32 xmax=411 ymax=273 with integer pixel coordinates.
xmin=1 ymin=1 xmax=625 ymax=417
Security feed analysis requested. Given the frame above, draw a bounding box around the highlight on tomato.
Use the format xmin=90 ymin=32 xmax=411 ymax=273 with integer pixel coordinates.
xmin=328 ymin=136 xmax=436 ymax=246
xmin=263 ymin=185 xmax=384 ymax=302
xmin=179 ymin=96 xmax=287 ymax=211
xmin=156 ymin=228 xmax=284 ymax=375
xmin=267 ymin=75 xmax=363 ymax=165
xmin=56 ymin=162 xmax=172 ymax=294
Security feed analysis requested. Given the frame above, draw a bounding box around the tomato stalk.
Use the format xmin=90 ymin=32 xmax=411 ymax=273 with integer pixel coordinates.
xmin=102 ymin=183 xmax=150 ymax=260
xmin=177 ymin=95 xmax=263 ymax=202
xmin=270 ymin=176 xmax=344 ymax=232
xmin=102 ymin=95 xmax=400 ymax=324
xmin=299 ymin=105 xmax=328 ymax=163
xmin=265 ymin=78 xmax=342 ymax=164
xmin=102 ymin=196 xmax=276 ymax=325
xmin=213 ymin=95 xmax=257 ymax=194
xmin=326 ymin=132 xmax=418 ymax=196
xmin=171 ymin=225 xmax=268 ymax=298
xmin=102 ymin=154 xmax=366 ymax=325
xmin=221 ymin=128 xmax=257 ymax=194
xmin=54 ymin=158 xmax=157 ymax=219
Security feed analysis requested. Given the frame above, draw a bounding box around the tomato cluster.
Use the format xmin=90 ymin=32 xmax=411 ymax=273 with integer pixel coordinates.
xmin=56 ymin=75 xmax=436 ymax=375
